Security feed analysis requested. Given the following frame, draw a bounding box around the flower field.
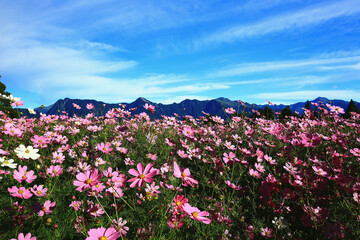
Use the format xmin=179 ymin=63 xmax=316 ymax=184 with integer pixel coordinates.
xmin=1 ymin=102 xmax=360 ymax=239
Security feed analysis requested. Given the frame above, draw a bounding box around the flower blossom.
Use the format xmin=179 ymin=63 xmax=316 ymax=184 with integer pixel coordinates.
xmin=127 ymin=163 xmax=159 ymax=188
xmin=173 ymin=162 xmax=198 ymax=187
xmin=183 ymin=203 xmax=211 ymax=224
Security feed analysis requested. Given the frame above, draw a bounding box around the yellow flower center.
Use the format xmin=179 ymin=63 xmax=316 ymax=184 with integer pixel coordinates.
xmin=42 ymin=207 xmax=47 ymax=211
xmin=25 ymin=150 xmax=30 ymax=154
xmin=4 ymin=160 xmax=9 ymax=164
xmin=139 ymin=174 xmax=145 ymax=179
xmin=18 ymin=190 xmax=24 ymax=194
xmin=95 ymin=184 xmax=99 ymax=188
xmin=37 ymin=191 xmax=42 ymax=194
xmin=192 ymin=212 xmax=198 ymax=218
xmin=39 ymin=140 xmax=43 ymax=143
xmin=99 ymin=237 xmax=108 ymax=240
xmin=53 ymin=170 xmax=57 ymax=174
xmin=176 ymin=201 xmax=181 ymax=206
xmin=86 ymin=179 xmax=92 ymax=184
xmin=181 ymin=172 xmax=186 ymax=178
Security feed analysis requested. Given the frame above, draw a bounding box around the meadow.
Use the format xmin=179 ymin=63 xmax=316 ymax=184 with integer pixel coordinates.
xmin=1 ymin=102 xmax=360 ymax=239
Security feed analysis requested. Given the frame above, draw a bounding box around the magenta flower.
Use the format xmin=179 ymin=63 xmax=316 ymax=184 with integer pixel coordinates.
xmin=86 ymin=227 xmax=121 ymax=240
xmin=73 ymin=169 xmax=103 ymax=192
xmin=173 ymin=162 xmax=198 ymax=187
xmin=183 ymin=203 xmax=211 ymax=224
xmin=11 ymin=232 xmax=37 ymax=240
xmin=127 ymin=163 xmax=159 ymax=188
xmin=8 ymin=186 xmax=33 ymax=199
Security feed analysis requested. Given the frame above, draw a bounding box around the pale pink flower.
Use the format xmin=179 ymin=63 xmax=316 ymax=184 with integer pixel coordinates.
xmin=11 ymin=232 xmax=37 ymax=240
xmin=312 ymin=166 xmax=327 ymax=177
xmin=30 ymin=185 xmax=48 ymax=197
xmin=69 ymin=201 xmax=82 ymax=211
xmin=13 ymin=165 xmax=37 ymax=183
xmin=183 ymin=203 xmax=211 ymax=224
xmin=86 ymin=103 xmax=94 ymax=110
xmin=173 ymin=162 xmax=198 ymax=187
xmin=96 ymin=142 xmax=113 ymax=154
xmin=86 ymin=227 xmax=121 ymax=240
xmin=47 ymin=165 xmax=63 ymax=177
xmin=8 ymin=186 xmax=33 ymax=199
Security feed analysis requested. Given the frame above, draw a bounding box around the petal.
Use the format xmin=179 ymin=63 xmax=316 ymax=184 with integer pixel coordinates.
xmin=143 ymin=163 xmax=153 ymax=175
xmin=137 ymin=163 xmax=144 ymax=174
xmin=128 ymin=169 xmax=139 ymax=177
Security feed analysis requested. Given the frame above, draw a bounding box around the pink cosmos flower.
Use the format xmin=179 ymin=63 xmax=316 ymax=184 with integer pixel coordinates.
xmin=13 ymin=165 xmax=37 ymax=183
xmin=69 ymin=201 xmax=82 ymax=211
xmin=30 ymin=135 xmax=50 ymax=149
xmin=173 ymin=162 xmax=198 ymax=187
xmin=177 ymin=150 xmax=188 ymax=159
xmin=225 ymin=180 xmax=241 ymax=190
xmin=47 ymin=165 xmax=63 ymax=177
xmin=30 ymin=185 xmax=48 ymax=197
xmin=172 ymin=195 xmax=188 ymax=211
xmin=143 ymin=103 xmax=155 ymax=114
xmin=182 ymin=126 xmax=194 ymax=137
xmin=182 ymin=203 xmax=211 ymax=224
xmin=8 ymin=186 xmax=33 ymax=199
xmin=86 ymin=103 xmax=94 ymax=110
xmin=261 ymin=227 xmax=273 ymax=237
xmin=249 ymin=168 xmax=261 ymax=178
xmin=32 ymin=200 xmax=56 ymax=216
xmin=86 ymin=227 xmax=121 ymax=240
xmin=11 ymin=232 xmax=37 ymax=240
xmin=73 ymin=169 xmax=103 ymax=192
xmin=127 ymin=163 xmax=159 ymax=188
xmin=312 ymin=166 xmax=327 ymax=177
xmin=112 ymin=217 xmax=129 ymax=236
xmin=225 ymin=107 xmax=236 ymax=114
xmin=96 ymin=142 xmax=113 ymax=154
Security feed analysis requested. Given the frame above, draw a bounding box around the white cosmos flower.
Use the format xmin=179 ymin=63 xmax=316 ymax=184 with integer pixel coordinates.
xmin=28 ymin=108 xmax=36 ymax=114
xmin=14 ymin=144 xmax=40 ymax=160
xmin=0 ymin=157 xmax=17 ymax=168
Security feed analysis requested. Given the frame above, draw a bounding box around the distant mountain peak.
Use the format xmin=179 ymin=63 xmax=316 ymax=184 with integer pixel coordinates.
xmin=313 ymin=97 xmax=329 ymax=102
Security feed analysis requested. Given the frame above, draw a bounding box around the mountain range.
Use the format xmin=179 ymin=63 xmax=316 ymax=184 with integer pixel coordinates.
xmin=19 ymin=97 xmax=360 ymax=119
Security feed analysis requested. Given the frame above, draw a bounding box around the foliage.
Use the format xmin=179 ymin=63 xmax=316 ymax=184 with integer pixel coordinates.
xmin=0 ymin=101 xmax=360 ymax=239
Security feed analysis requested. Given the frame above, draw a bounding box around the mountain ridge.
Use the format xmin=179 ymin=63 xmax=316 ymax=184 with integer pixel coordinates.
xmin=19 ymin=97 xmax=360 ymax=119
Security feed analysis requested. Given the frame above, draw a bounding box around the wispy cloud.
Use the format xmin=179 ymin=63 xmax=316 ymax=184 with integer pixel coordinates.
xmin=196 ymin=0 xmax=360 ymax=47
xmin=210 ymin=55 xmax=360 ymax=77
xmin=249 ymin=90 xmax=360 ymax=101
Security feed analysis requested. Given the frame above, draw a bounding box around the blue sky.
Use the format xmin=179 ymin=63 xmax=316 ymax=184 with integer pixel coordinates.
xmin=1 ymin=0 xmax=360 ymax=108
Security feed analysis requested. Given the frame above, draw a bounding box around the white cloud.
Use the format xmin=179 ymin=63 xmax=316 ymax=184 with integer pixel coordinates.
xmin=210 ymin=56 xmax=360 ymax=77
xmin=196 ymin=0 xmax=360 ymax=46
xmin=249 ymin=90 xmax=360 ymax=101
